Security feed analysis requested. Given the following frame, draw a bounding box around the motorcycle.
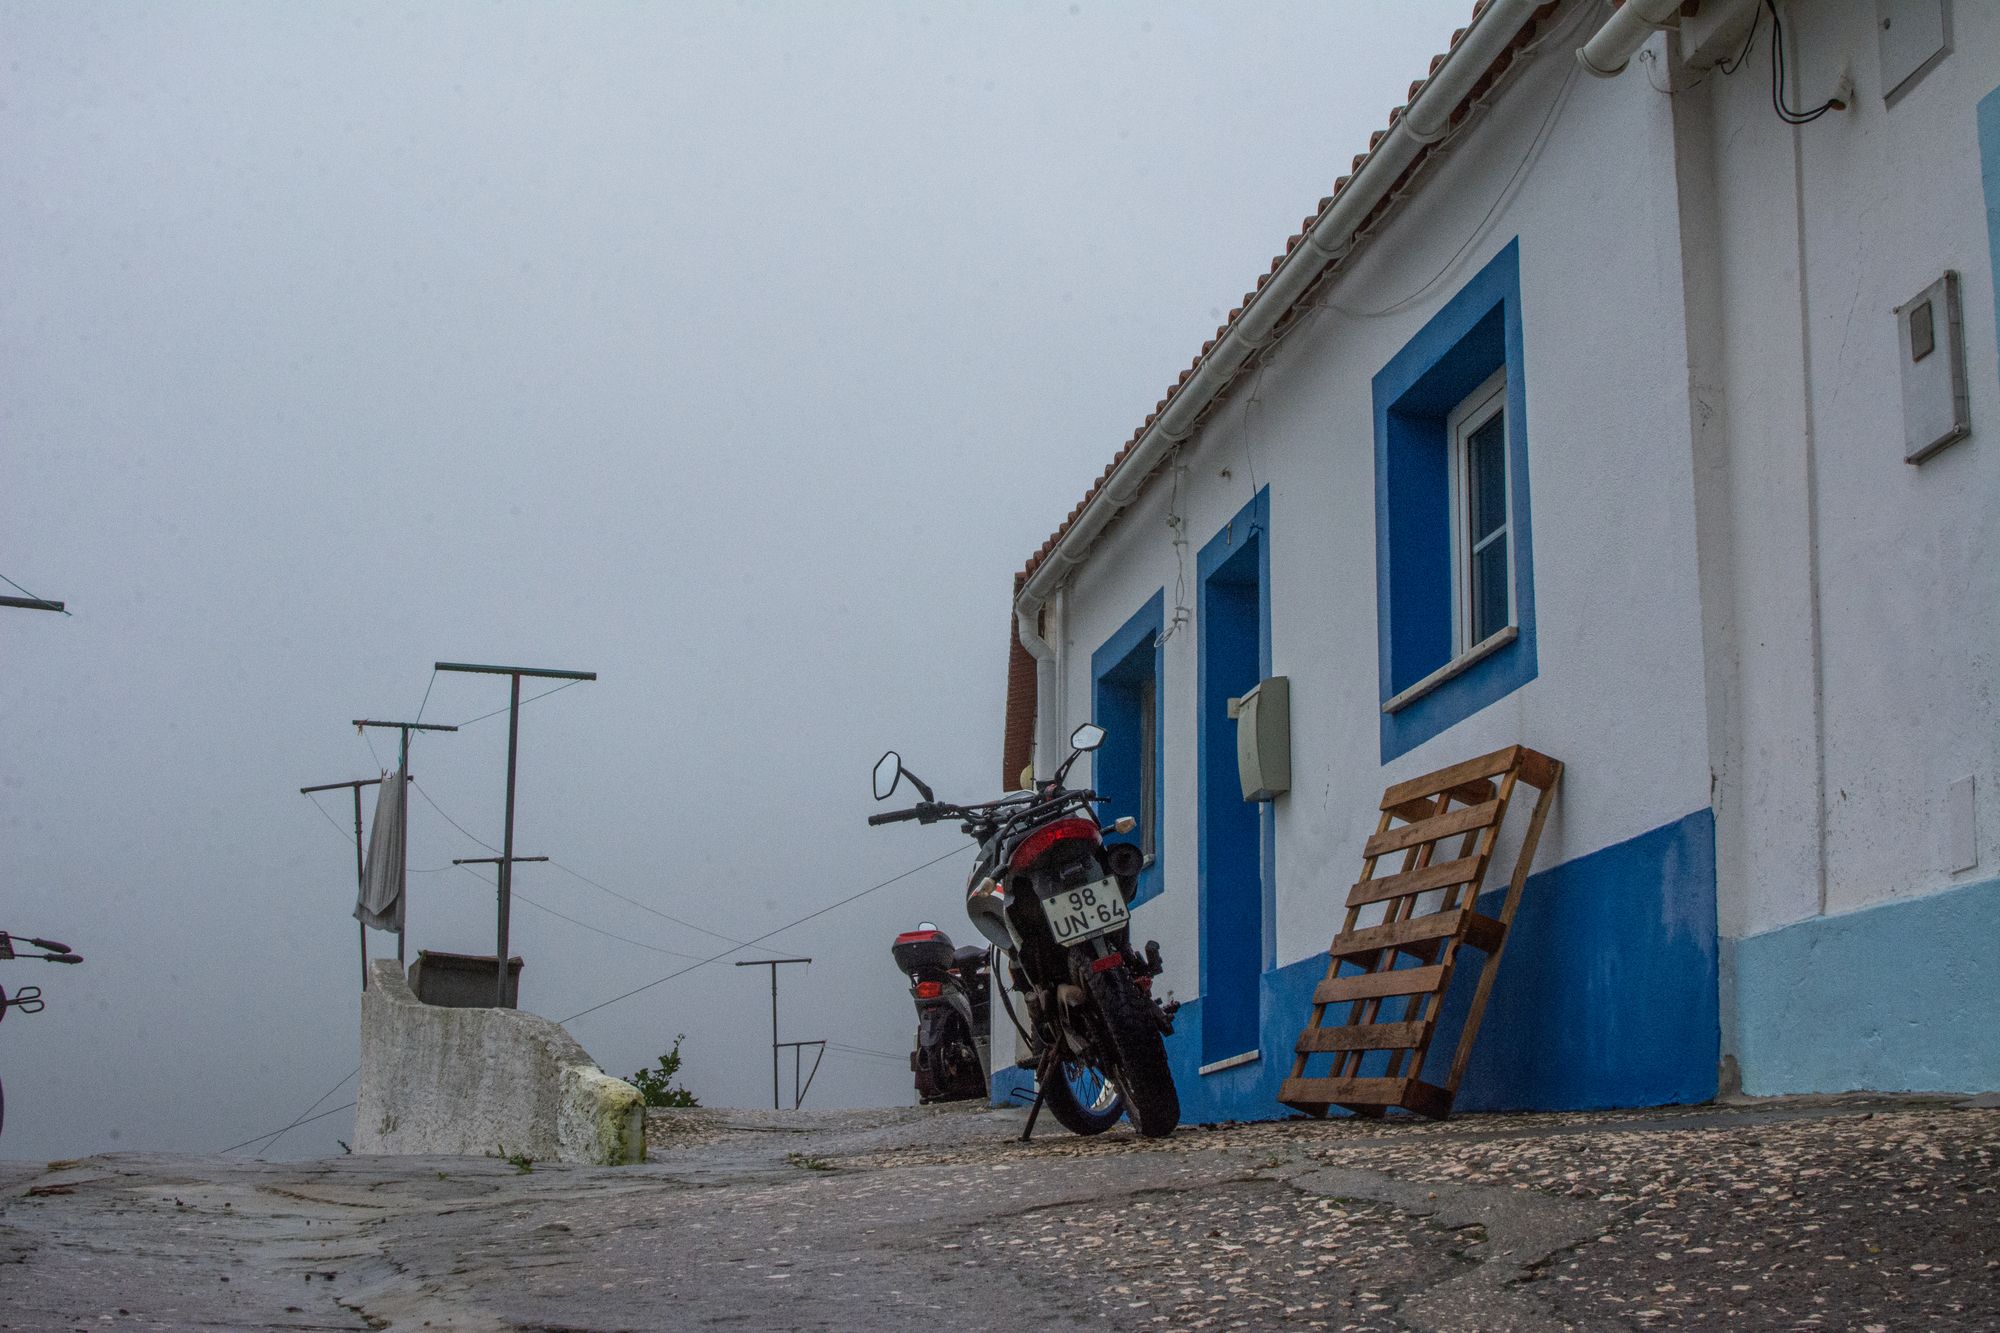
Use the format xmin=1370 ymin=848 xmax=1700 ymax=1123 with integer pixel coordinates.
xmin=891 ymin=921 xmax=990 ymax=1104
xmin=868 ymin=723 xmax=1181 ymax=1138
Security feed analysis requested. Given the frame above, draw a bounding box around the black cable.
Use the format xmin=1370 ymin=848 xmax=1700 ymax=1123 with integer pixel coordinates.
xmin=414 ymin=668 xmax=438 ymax=725
xmin=453 ymin=678 xmax=584 ymax=728
xmin=411 ymin=779 xmax=501 ymax=854
xmin=1765 ymin=0 xmax=1841 ymax=125
xmin=303 ymin=792 xmax=359 ymax=846
xmin=222 ymin=1067 xmax=357 ymax=1155
xmin=558 ymin=844 xmax=973 ymax=1026
xmin=217 ymin=1100 xmax=358 ymax=1156
xmin=448 ymin=862 xmax=706 ymax=961
xmin=1716 ymin=2 xmax=1760 ymax=76
xmin=544 ymin=859 xmax=751 ymax=948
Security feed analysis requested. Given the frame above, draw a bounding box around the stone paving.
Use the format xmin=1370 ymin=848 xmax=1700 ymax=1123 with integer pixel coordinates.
xmin=0 ymin=1094 xmax=1992 ymax=1330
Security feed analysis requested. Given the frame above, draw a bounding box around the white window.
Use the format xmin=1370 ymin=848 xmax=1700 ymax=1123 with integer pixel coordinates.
xmin=1447 ymin=368 xmax=1514 ymax=655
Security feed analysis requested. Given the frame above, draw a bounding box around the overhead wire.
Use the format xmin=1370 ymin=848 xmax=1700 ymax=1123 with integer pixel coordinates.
xmin=447 ymin=861 xmax=707 ymax=961
xmin=557 ymin=844 xmax=974 ymax=1027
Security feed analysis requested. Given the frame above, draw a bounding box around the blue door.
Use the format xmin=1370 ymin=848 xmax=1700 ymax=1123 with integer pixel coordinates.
xmin=1198 ymin=490 xmax=1269 ymax=1066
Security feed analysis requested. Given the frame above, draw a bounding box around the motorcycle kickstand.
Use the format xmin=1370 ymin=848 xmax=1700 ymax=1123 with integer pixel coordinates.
xmin=1018 ymin=1046 xmax=1062 ymax=1144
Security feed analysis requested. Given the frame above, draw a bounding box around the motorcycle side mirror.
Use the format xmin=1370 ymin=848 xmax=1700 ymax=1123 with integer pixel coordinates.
xmin=873 ymin=751 xmax=903 ymax=801
xmin=1070 ymin=723 xmax=1106 ymax=752
xmin=872 ymin=750 xmax=936 ymax=803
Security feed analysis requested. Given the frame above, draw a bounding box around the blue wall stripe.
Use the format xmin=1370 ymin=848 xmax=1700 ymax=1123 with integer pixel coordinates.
xmin=1728 ymin=874 xmax=2000 ymax=1097
xmin=1161 ymin=806 xmax=1719 ymax=1123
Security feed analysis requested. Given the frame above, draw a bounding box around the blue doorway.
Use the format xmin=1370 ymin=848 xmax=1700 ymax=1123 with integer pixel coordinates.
xmin=1197 ymin=489 xmax=1270 ymax=1067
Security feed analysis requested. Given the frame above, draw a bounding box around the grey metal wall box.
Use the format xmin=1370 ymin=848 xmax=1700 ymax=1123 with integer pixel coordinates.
xmin=410 ymin=949 xmax=524 ymax=1009
xmin=1895 ymin=271 xmax=1970 ymax=464
xmin=1228 ymin=675 xmax=1291 ymax=802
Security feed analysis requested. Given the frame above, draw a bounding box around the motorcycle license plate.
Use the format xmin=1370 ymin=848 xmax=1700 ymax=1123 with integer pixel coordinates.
xmin=1043 ymin=878 xmax=1129 ymax=946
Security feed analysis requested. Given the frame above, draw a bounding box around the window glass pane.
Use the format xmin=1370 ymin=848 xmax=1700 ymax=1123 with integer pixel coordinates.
xmin=1466 ymin=410 xmax=1507 ymax=544
xmin=1471 ymin=532 xmax=1509 ymax=643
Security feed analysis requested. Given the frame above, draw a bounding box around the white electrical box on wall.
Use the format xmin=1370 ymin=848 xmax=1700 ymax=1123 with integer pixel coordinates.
xmin=1875 ymin=0 xmax=1951 ymax=105
xmin=1894 ymin=271 xmax=1970 ymax=464
xmin=1228 ymin=676 xmax=1290 ymax=802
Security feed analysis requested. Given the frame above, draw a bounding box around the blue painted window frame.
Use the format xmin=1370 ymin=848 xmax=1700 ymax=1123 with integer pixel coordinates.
xmin=1372 ymin=239 xmax=1537 ymax=763
xmin=1196 ymin=487 xmax=1274 ymax=1066
xmin=1091 ymin=590 xmax=1166 ymax=909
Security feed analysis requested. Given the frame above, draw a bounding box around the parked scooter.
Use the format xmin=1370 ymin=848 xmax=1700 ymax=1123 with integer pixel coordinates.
xmin=891 ymin=921 xmax=990 ymax=1104
xmin=868 ymin=723 xmax=1181 ymax=1138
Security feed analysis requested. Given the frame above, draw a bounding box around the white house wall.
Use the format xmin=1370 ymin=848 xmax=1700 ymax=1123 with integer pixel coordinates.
xmin=1690 ymin=3 xmax=2000 ymax=1093
xmin=1051 ymin=27 xmax=1721 ymax=1119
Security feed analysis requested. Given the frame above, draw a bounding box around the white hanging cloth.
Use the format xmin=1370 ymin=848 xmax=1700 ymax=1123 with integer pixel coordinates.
xmin=355 ymin=768 xmax=406 ymax=933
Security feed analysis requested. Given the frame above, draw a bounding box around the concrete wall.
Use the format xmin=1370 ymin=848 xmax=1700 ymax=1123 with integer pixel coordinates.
xmin=355 ymin=959 xmax=644 ymax=1165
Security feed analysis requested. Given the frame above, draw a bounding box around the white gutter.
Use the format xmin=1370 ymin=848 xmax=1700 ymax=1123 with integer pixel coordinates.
xmin=1575 ymin=0 xmax=1683 ymax=78
xmin=1011 ymin=0 xmax=1551 ymax=753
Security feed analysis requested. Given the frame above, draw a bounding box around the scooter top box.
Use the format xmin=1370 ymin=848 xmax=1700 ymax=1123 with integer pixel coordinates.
xmin=892 ymin=928 xmax=956 ymax=974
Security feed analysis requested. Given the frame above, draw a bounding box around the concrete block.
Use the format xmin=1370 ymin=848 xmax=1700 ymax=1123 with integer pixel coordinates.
xmin=355 ymin=959 xmax=645 ymax=1165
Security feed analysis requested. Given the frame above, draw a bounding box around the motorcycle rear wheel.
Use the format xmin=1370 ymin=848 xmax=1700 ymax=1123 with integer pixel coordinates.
xmin=1042 ymin=1058 xmax=1125 ymax=1136
xmin=1092 ymin=969 xmax=1180 ymax=1138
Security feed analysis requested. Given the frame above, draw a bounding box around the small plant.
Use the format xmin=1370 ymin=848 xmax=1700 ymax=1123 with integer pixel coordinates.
xmin=495 ymin=1145 xmax=535 ymax=1174
xmin=628 ymin=1034 xmax=700 ymax=1108
xmin=785 ymin=1151 xmax=834 ymax=1172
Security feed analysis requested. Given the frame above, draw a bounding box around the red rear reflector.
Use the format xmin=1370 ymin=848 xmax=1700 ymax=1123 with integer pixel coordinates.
xmin=1090 ymin=954 xmax=1125 ymax=973
xmin=914 ymin=980 xmax=944 ymax=999
xmin=894 ymin=930 xmax=943 ymax=946
xmin=1010 ymin=817 xmax=1102 ymax=871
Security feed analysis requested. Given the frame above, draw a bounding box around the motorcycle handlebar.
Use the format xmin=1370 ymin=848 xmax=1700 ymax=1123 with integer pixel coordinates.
xmin=868 ymin=806 xmax=929 ymax=826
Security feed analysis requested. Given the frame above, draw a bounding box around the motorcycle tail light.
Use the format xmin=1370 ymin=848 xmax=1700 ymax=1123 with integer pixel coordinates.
xmin=914 ymin=980 xmax=944 ymax=999
xmin=1009 ymin=817 xmax=1102 ymax=871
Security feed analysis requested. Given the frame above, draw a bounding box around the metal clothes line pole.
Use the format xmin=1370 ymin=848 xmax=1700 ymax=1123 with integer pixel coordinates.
xmin=353 ymin=720 xmax=458 ymax=966
xmin=432 ymin=662 xmax=595 ymax=1007
xmin=299 ymin=776 xmax=393 ymax=990
xmin=734 ymin=957 xmax=811 ymax=1109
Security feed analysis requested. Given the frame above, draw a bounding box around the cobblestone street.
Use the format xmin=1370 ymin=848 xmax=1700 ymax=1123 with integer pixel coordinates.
xmin=1 ymin=1095 xmax=1993 ymax=1331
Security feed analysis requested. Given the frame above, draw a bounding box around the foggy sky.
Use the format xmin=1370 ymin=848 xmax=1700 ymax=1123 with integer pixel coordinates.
xmin=2 ymin=0 xmax=1471 ymax=1160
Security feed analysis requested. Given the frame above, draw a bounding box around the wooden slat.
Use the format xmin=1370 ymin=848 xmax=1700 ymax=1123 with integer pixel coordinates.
xmin=1462 ymin=912 xmax=1505 ymax=954
xmin=1364 ymin=801 xmax=1501 ymax=858
xmin=1379 ymin=747 xmax=1520 ymax=812
xmin=1293 ymin=1021 xmax=1426 ymax=1054
xmin=1329 ymin=908 xmax=1468 ymax=959
xmin=1345 ymin=854 xmax=1483 ymax=908
xmin=1313 ymin=964 xmax=1445 ymax=1006
xmin=1279 ymin=1075 xmax=1413 ymax=1107
xmin=1398 ymin=1079 xmax=1454 ymax=1119
xmin=1515 ymin=747 xmax=1561 ymax=791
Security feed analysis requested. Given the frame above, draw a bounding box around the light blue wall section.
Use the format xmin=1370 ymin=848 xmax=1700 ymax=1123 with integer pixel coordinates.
xmin=1728 ymin=875 xmax=2000 ymax=1096
xmin=1161 ymin=807 xmax=1719 ymax=1123
xmin=1980 ymin=86 xmax=2000 ymax=379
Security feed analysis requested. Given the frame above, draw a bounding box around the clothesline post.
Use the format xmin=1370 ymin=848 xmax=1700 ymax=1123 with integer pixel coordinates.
xmin=299 ymin=775 xmax=395 ymax=990
xmin=432 ymin=662 xmax=596 ymax=1007
xmin=352 ymin=720 xmax=459 ymax=965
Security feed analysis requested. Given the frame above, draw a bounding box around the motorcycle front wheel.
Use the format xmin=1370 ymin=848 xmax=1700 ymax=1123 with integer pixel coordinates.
xmin=1042 ymin=1057 xmax=1125 ymax=1135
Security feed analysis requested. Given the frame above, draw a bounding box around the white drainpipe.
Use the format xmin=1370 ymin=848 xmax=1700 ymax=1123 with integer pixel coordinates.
xmin=1575 ymin=0 xmax=1684 ymax=78
xmin=1011 ymin=0 xmax=1551 ymax=750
